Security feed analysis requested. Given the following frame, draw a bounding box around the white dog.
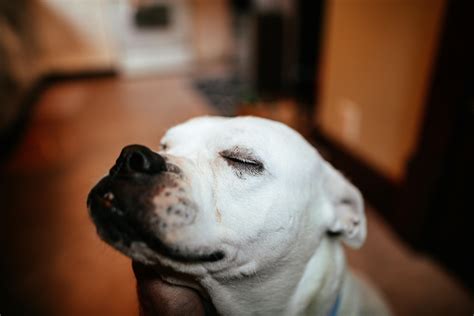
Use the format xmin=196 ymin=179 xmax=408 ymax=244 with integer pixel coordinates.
xmin=88 ymin=116 xmax=392 ymax=315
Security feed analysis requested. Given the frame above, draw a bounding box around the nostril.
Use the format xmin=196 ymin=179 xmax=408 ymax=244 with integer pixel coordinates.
xmin=128 ymin=151 xmax=150 ymax=173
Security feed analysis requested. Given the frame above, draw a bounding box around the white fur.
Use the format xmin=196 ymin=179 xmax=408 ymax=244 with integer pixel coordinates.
xmin=144 ymin=116 xmax=391 ymax=315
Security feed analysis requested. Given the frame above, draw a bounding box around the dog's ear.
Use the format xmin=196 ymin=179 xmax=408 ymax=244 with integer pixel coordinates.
xmin=321 ymin=162 xmax=366 ymax=248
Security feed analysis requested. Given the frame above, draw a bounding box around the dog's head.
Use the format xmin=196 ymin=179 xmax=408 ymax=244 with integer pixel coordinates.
xmin=88 ymin=116 xmax=366 ymax=276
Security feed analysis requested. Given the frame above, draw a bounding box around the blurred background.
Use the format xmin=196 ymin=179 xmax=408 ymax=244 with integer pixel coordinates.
xmin=0 ymin=0 xmax=473 ymax=315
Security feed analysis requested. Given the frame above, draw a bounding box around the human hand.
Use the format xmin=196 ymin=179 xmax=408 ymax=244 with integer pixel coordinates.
xmin=132 ymin=261 xmax=216 ymax=316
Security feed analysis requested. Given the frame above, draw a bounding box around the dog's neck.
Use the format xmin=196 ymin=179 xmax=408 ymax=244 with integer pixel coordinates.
xmin=286 ymin=238 xmax=346 ymax=315
xmin=201 ymin=237 xmax=346 ymax=316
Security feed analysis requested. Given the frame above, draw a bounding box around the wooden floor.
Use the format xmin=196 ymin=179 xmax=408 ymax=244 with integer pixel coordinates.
xmin=0 ymin=76 xmax=472 ymax=315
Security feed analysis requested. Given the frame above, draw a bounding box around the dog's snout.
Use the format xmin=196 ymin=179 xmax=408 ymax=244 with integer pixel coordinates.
xmin=111 ymin=144 xmax=166 ymax=176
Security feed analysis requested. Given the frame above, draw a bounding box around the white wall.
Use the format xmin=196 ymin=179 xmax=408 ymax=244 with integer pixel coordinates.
xmin=35 ymin=0 xmax=115 ymax=73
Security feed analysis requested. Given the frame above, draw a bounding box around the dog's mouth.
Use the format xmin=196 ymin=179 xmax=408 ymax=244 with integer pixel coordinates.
xmin=87 ymin=177 xmax=225 ymax=264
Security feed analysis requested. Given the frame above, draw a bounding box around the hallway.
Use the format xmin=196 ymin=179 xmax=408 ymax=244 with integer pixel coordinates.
xmin=0 ymin=76 xmax=471 ymax=315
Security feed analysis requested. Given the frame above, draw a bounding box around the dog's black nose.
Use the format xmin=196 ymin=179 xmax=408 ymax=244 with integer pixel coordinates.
xmin=111 ymin=144 xmax=166 ymax=176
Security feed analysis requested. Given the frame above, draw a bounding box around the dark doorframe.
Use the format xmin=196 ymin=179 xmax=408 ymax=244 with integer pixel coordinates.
xmin=311 ymin=0 xmax=474 ymax=290
xmin=393 ymin=0 xmax=474 ymax=289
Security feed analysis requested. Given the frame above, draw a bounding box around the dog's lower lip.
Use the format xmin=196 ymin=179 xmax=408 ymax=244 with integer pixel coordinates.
xmin=163 ymin=249 xmax=226 ymax=263
xmin=141 ymin=232 xmax=226 ymax=263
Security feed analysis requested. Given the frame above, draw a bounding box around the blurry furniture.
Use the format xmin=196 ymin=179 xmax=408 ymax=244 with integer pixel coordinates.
xmin=108 ymin=0 xmax=193 ymax=75
xmin=0 ymin=1 xmax=43 ymax=159
xmin=253 ymin=9 xmax=285 ymax=97
xmin=249 ymin=0 xmax=325 ymax=104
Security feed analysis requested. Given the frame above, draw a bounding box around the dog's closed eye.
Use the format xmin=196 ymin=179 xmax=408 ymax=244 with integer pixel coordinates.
xmin=220 ymin=149 xmax=264 ymax=176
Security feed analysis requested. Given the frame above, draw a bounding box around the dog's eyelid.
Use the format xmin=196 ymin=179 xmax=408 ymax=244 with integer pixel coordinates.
xmin=219 ymin=149 xmax=262 ymax=165
xmin=219 ymin=149 xmax=265 ymax=176
xmin=224 ymin=155 xmax=261 ymax=166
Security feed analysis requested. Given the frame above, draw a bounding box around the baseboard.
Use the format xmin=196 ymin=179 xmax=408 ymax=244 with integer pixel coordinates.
xmin=0 ymin=69 xmax=117 ymax=163
xmin=42 ymin=69 xmax=117 ymax=83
